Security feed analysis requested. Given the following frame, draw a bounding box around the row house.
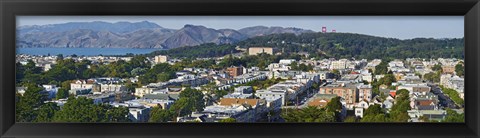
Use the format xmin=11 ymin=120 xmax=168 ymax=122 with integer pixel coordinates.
xmin=256 ymin=89 xmax=287 ymax=106
xmin=77 ymin=93 xmax=116 ymax=104
xmin=396 ymin=83 xmax=431 ymax=95
xmin=234 ymin=72 xmax=267 ymax=84
xmin=358 ymin=84 xmax=373 ymax=102
xmin=268 ymin=63 xmax=291 ymax=72
xmin=179 ymin=98 xmax=268 ymax=122
xmin=330 ymin=59 xmax=349 ymax=70
xmin=223 ymin=86 xmax=254 ymax=99
xmin=100 ymin=84 xmax=127 ymax=92
xmin=440 ymin=74 xmax=464 ymax=95
xmin=319 ymin=83 xmax=358 ymax=109
xmin=71 ymin=79 xmax=98 ymax=90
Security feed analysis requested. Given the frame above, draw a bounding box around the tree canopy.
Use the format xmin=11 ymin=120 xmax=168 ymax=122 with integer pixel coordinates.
xmin=281 ymin=106 xmax=336 ymax=123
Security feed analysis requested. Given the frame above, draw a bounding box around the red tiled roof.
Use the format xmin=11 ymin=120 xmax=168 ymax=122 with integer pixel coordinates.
xmin=308 ymin=99 xmax=329 ymax=107
xmin=390 ymin=91 xmax=397 ymax=97
xmin=220 ymin=98 xmax=259 ymax=107
xmin=417 ymin=100 xmax=434 ymax=106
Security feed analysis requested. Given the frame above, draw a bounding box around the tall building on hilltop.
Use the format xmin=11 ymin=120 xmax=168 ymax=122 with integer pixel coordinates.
xmin=154 ymin=55 xmax=168 ymax=64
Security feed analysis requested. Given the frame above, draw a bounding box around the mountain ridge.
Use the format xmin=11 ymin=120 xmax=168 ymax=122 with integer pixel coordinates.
xmin=17 ymin=21 xmax=317 ymax=49
xmin=18 ymin=21 xmax=459 ymax=50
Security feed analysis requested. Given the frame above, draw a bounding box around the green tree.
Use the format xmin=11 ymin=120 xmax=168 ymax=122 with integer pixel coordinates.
xmin=443 ymin=108 xmax=464 ymax=122
xmin=281 ymin=106 xmax=336 ymax=123
xmin=344 ymin=116 xmax=358 ymax=122
xmin=61 ymin=80 xmax=72 ymax=90
xmin=377 ymin=74 xmax=396 ymax=87
xmin=16 ymin=83 xmax=45 ymax=122
xmin=16 ymin=63 xmax=26 ymax=83
xmin=374 ymin=61 xmax=388 ymax=75
xmin=157 ymin=72 xmax=175 ymax=82
xmin=432 ymin=64 xmax=443 ymax=72
xmin=179 ymin=87 xmax=205 ymax=112
xmin=149 ymin=107 xmax=175 ymax=122
xmin=104 ymin=105 xmax=130 ymax=122
xmin=326 ymin=97 xmax=342 ymax=112
xmin=440 ymin=86 xmax=464 ymax=106
xmin=388 ymin=89 xmax=411 ymax=122
xmin=53 ymin=97 xmax=129 ymax=122
xmin=169 ymin=98 xmax=194 ymax=119
xmin=219 ymin=118 xmax=237 ymax=123
xmin=56 ymin=88 xmax=69 ymax=100
xmin=389 ymin=111 xmax=410 ymax=122
xmin=34 ymin=102 xmax=60 ymax=122
xmin=361 ymin=114 xmax=389 ymax=122
xmin=131 ymin=67 xmax=148 ymax=77
xmin=53 ymin=97 xmax=102 ymax=122
xmin=423 ymin=71 xmax=441 ymax=83
xmin=331 ymin=69 xmax=340 ymax=78
xmin=364 ymin=104 xmax=382 ymax=116
xmin=455 ymin=63 xmax=464 ymax=76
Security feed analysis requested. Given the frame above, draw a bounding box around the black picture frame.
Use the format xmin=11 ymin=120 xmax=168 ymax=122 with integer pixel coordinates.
xmin=1 ymin=0 xmax=479 ymax=138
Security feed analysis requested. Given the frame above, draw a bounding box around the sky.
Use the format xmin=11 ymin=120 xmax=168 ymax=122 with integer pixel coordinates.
xmin=17 ymin=16 xmax=464 ymax=40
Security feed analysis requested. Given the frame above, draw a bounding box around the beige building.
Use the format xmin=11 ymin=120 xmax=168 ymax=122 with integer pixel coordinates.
xmin=248 ymin=47 xmax=273 ymax=55
xmin=135 ymin=87 xmax=157 ymax=97
xmin=154 ymin=55 xmax=168 ymax=64
xmin=319 ymin=83 xmax=358 ymax=106
xmin=442 ymin=65 xmax=455 ymax=74
xmin=330 ymin=59 xmax=348 ymax=70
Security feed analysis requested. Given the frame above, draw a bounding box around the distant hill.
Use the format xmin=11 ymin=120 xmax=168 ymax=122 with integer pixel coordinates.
xmin=150 ymin=32 xmax=464 ymax=60
xmin=161 ymin=25 xmax=247 ymax=49
xmin=236 ymin=32 xmax=464 ymax=60
xmin=238 ymin=26 xmax=315 ymax=37
xmin=18 ymin=21 xmax=162 ymax=35
xmin=16 ymin=21 xmax=317 ymax=49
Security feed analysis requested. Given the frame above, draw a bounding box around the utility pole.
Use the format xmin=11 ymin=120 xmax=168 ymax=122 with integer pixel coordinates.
xmin=296 ymin=96 xmax=299 ymax=109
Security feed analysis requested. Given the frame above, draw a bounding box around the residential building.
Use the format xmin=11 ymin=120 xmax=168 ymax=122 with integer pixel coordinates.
xmin=71 ymin=79 xmax=99 ymax=91
xmin=319 ymin=83 xmax=358 ymax=108
xmin=135 ymin=87 xmax=157 ymax=97
xmin=358 ymin=84 xmax=372 ymax=102
xmin=69 ymin=88 xmax=92 ymax=96
xmin=100 ymin=84 xmax=127 ymax=92
xmin=330 ymin=59 xmax=348 ymax=70
xmin=396 ymin=83 xmax=431 ymax=95
xmin=227 ymin=66 xmax=244 ymax=77
xmin=442 ymin=65 xmax=455 ymax=74
xmin=355 ymin=107 xmax=364 ymax=118
xmin=256 ymin=89 xmax=287 ymax=105
xmin=128 ymin=107 xmax=151 ymax=123
xmin=77 ymin=93 xmax=115 ymax=104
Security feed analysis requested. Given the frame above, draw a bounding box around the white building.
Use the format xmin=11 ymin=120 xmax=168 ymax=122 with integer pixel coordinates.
xmin=355 ymin=107 xmax=364 ymax=118
xmin=255 ymin=89 xmax=287 ymax=105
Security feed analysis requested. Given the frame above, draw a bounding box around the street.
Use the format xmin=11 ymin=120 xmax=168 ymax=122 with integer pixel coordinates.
xmin=428 ymin=83 xmax=458 ymax=109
